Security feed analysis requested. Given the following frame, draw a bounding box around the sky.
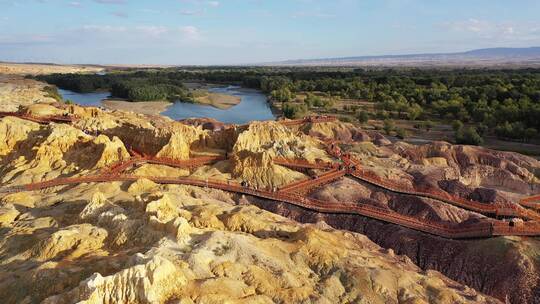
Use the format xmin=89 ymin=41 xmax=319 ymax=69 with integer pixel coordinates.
xmin=1 ymin=0 xmax=540 ymax=65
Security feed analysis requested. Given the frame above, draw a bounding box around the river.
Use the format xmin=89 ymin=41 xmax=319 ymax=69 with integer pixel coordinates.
xmin=58 ymin=85 xmax=275 ymax=124
xmin=58 ymin=88 xmax=110 ymax=107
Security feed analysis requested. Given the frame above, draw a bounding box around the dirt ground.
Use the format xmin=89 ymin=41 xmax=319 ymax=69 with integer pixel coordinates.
xmin=0 ymin=62 xmax=103 ymax=75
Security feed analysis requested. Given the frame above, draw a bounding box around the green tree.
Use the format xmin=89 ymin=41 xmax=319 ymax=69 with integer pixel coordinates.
xmin=407 ymin=103 xmax=423 ymax=120
xmin=455 ymin=126 xmax=483 ymax=145
xmin=283 ymin=104 xmax=308 ymax=119
xmin=271 ymin=87 xmax=293 ymax=103
xmin=525 ymin=128 xmax=538 ymax=142
xmin=357 ymin=110 xmax=369 ymax=124
xmin=395 ymin=127 xmax=408 ymax=139
xmin=383 ymin=119 xmax=395 ymax=135
xmin=452 ymin=120 xmax=464 ymax=131
xmin=304 ymin=93 xmax=322 ymax=107
xmin=425 ymin=120 xmax=435 ymax=132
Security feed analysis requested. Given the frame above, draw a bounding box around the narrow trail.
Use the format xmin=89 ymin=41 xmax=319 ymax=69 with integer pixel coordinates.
xmin=2 ymin=111 xmax=540 ymax=238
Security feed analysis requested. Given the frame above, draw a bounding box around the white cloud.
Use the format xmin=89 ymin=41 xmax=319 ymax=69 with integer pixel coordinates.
xmin=68 ymin=1 xmax=81 ymax=8
xmin=440 ymin=19 xmax=540 ymax=43
xmin=81 ymin=25 xmax=127 ymax=33
xmin=4 ymin=24 xmax=203 ymax=44
xmin=180 ymin=9 xmax=204 ymax=16
xmin=74 ymin=25 xmax=203 ymax=43
xmin=179 ymin=26 xmax=202 ymax=40
xmin=292 ymin=9 xmax=335 ymax=19
xmin=111 ymin=11 xmax=128 ymax=18
xmin=137 ymin=8 xmax=160 ymax=14
xmin=504 ymin=27 xmax=514 ymax=35
xmin=444 ymin=18 xmax=491 ymax=33
xmin=136 ymin=25 xmax=168 ymax=37
xmin=207 ymin=1 xmax=219 ymax=7
xmin=0 ymin=33 xmax=53 ymax=44
xmin=93 ymin=0 xmax=125 ymax=4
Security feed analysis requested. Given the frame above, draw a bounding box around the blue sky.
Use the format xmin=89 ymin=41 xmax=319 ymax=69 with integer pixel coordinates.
xmin=1 ymin=0 xmax=539 ymax=64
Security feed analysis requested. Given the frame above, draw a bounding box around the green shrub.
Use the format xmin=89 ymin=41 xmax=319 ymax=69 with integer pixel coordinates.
xmin=383 ymin=119 xmax=395 ymax=135
xmin=455 ymin=126 xmax=483 ymax=145
xmin=425 ymin=120 xmax=435 ymax=132
xmin=271 ymin=87 xmax=293 ymax=103
xmin=495 ymin=121 xmax=538 ymax=142
xmin=395 ymin=127 xmax=408 ymax=139
xmin=304 ymin=93 xmax=334 ymax=109
xmin=452 ymin=120 xmax=464 ymax=131
xmin=356 ymin=110 xmax=369 ymax=123
xmin=283 ymin=103 xmax=308 ymax=119
xmin=42 ymin=86 xmax=62 ymax=102
xmin=340 ymin=116 xmax=353 ymax=122
xmin=376 ymin=110 xmax=390 ymax=120
xmin=407 ymin=103 xmax=423 ymax=120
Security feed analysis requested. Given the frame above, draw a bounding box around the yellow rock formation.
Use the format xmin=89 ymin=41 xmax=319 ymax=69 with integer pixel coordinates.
xmin=0 ymin=87 xmax=503 ymax=304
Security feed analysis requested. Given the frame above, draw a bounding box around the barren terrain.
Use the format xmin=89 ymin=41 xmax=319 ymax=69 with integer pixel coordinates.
xmin=1 ymin=74 xmax=539 ymax=303
xmin=0 ymin=62 xmax=103 ymax=75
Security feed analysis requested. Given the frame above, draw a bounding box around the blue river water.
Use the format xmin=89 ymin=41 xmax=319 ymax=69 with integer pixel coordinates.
xmin=58 ymin=88 xmax=110 ymax=107
xmin=58 ymin=86 xmax=275 ymax=124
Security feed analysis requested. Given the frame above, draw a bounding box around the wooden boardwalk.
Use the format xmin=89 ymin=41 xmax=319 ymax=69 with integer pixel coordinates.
xmin=2 ymin=111 xmax=540 ymax=238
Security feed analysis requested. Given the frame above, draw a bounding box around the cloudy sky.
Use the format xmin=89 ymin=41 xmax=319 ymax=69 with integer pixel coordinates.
xmin=1 ymin=0 xmax=539 ymax=64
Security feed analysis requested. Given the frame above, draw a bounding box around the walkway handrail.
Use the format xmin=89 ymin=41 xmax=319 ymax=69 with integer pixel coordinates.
xmin=279 ymin=169 xmax=346 ymax=193
xmin=8 ymin=173 xmax=540 ymax=239
xmin=4 ymin=108 xmax=540 ymax=238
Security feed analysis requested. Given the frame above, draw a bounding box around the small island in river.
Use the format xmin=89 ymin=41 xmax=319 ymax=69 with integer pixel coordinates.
xmin=101 ymin=90 xmax=241 ymax=115
xmin=101 ymin=99 xmax=173 ymax=116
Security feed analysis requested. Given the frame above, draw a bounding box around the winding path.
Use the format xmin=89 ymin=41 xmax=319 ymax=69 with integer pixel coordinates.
xmin=2 ymin=111 xmax=540 ymax=238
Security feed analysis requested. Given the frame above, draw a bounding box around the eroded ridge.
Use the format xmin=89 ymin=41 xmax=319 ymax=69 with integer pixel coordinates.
xmin=1 ymin=110 xmax=539 ymax=239
xmin=0 ymin=111 xmax=77 ymax=124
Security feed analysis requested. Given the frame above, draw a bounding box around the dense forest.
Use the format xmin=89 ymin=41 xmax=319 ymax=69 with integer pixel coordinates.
xmin=36 ymin=67 xmax=540 ymax=142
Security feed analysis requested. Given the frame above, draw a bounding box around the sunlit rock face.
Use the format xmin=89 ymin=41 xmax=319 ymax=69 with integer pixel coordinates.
xmin=1 ymin=182 xmax=499 ymax=304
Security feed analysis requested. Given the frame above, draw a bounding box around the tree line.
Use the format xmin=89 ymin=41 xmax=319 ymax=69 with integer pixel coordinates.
xmin=36 ymin=67 xmax=540 ymax=142
xmin=35 ymin=72 xmax=194 ymax=102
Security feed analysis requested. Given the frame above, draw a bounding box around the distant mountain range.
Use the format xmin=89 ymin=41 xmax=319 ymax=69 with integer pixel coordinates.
xmin=267 ymin=47 xmax=540 ymax=67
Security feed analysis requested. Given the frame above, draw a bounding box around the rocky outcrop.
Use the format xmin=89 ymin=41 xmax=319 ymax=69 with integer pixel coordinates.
xmin=0 ymin=121 xmax=130 ymax=185
xmin=231 ymin=121 xmax=328 ymax=188
xmin=0 ymin=76 xmax=58 ymax=111
xmin=1 ymin=84 xmax=538 ymax=303
xmin=231 ymin=150 xmax=305 ymax=188
xmin=249 ymin=198 xmax=536 ymax=304
xmin=1 ymin=183 xmax=499 ymax=304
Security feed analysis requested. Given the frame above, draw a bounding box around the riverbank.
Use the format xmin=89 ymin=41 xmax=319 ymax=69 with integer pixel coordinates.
xmin=102 ymin=99 xmax=172 ymax=116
